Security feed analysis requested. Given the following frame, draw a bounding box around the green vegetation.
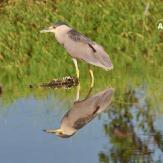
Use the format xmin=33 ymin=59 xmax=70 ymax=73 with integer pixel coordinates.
xmin=0 ymin=0 xmax=162 ymax=105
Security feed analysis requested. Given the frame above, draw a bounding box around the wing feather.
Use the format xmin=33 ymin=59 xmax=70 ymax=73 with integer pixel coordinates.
xmin=67 ymin=29 xmax=93 ymax=44
xmin=66 ymin=29 xmax=113 ymax=70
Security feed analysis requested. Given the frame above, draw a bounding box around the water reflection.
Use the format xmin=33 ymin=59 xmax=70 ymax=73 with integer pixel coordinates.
xmin=99 ymin=87 xmax=163 ymax=162
xmin=44 ymin=87 xmax=114 ymax=138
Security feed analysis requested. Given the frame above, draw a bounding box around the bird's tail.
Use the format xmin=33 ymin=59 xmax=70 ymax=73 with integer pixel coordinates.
xmin=92 ymin=44 xmax=113 ymax=71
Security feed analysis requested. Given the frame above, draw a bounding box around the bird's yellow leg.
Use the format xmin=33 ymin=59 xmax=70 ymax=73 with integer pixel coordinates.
xmin=76 ymin=83 xmax=80 ymax=101
xmin=84 ymin=87 xmax=93 ymax=100
xmin=88 ymin=66 xmax=94 ymax=88
xmin=72 ymin=58 xmax=79 ymax=79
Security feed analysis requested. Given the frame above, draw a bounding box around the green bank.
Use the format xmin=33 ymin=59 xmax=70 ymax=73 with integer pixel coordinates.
xmin=0 ymin=0 xmax=162 ymax=106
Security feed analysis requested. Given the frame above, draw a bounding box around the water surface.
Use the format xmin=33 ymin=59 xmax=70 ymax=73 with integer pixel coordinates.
xmin=0 ymin=85 xmax=163 ymax=163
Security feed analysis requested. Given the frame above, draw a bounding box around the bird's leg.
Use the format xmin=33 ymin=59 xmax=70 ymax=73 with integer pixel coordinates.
xmin=72 ymin=58 xmax=80 ymax=101
xmin=84 ymin=87 xmax=93 ymax=100
xmin=75 ymin=83 xmax=80 ymax=101
xmin=88 ymin=65 xmax=94 ymax=88
xmin=72 ymin=58 xmax=79 ymax=79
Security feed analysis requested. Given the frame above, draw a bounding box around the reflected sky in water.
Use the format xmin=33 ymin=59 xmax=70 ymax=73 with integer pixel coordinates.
xmin=0 ymin=86 xmax=163 ymax=163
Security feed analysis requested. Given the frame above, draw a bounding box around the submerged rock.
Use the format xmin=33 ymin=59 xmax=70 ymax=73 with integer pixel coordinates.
xmin=29 ymin=76 xmax=79 ymax=89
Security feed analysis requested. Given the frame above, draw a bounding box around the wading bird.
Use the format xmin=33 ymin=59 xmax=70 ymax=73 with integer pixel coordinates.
xmin=40 ymin=22 xmax=113 ymax=87
xmin=43 ymin=87 xmax=114 ymax=138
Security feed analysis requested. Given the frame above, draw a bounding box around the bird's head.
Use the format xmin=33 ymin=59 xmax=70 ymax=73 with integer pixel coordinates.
xmin=40 ymin=22 xmax=69 ymax=34
xmin=43 ymin=128 xmax=75 ymax=138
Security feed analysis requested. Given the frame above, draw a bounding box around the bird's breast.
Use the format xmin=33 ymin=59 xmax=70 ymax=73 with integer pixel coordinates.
xmin=55 ymin=32 xmax=65 ymax=44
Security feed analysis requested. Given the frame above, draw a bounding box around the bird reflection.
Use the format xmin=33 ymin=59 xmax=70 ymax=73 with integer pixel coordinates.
xmin=44 ymin=87 xmax=114 ymax=138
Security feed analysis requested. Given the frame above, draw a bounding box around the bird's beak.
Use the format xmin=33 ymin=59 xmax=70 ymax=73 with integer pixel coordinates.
xmin=43 ymin=128 xmax=64 ymax=135
xmin=43 ymin=129 xmax=58 ymax=134
xmin=40 ymin=26 xmax=54 ymax=33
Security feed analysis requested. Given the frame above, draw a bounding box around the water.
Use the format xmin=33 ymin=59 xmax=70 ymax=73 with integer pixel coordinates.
xmin=0 ymin=85 xmax=163 ymax=163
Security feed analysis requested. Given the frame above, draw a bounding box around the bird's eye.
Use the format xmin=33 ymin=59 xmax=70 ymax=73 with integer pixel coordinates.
xmin=53 ymin=26 xmax=56 ymax=29
xmin=59 ymin=131 xmax=63 ymax=135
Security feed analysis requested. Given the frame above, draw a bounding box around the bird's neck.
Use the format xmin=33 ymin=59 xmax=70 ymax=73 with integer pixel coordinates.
xmin=54 ymin=25 xmax=71 ymax=44
xmin=61 ymin=126 xmax=77 ymax=136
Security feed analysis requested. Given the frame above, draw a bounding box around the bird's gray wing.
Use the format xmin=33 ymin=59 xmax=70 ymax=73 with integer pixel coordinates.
xmin=60 ymin=88 xmax=113 ymax=130
xmin=60 ymin=106 xmax=98 ymax=130
xmin=67 ymin=29 xmax=113 ymax=70
xmin=67 ymin=29 xmax=93 ymax=45
xmin=73 ymin=106 xmax=100 ymax=130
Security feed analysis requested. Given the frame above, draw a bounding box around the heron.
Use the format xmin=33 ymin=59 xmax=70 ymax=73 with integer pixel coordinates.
xmin=40 ymin=22 xmax=113 ymax=87
xmin=43 ymin=87 xmax=114 ymax=138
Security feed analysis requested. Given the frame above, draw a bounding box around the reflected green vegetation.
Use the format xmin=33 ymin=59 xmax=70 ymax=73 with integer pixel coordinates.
xmin=99 ymin=86 xmax=163 ymax=162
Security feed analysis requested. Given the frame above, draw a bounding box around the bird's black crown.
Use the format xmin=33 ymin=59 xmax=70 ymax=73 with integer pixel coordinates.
xmin=53 ymin=22 xmax=68 ymax=28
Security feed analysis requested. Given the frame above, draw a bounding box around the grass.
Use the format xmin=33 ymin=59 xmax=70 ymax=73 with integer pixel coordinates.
xmin=0 ymin=0 xmax=162 ymax=105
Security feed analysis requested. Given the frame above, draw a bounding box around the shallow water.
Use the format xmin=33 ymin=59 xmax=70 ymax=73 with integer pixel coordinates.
xmin=0 ymin=85 xmax=163 ymax=163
